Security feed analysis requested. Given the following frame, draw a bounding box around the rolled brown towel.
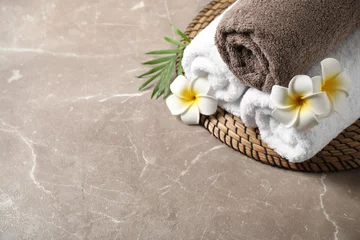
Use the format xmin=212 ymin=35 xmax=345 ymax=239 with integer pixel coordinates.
xmin=215 ymin=0 xmax=360 ymax=92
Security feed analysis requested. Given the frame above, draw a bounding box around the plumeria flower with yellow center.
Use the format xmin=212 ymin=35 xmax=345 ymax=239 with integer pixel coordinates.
xmin=312 ymin=58 xmax=351 ymax=115
xmin=270 ymin=75 xmax=332 ymax=130
xmin=166 ymin=75 xmax=218 ymax=125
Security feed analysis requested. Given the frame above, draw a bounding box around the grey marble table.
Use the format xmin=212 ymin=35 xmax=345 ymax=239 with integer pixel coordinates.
xmin=0 ymin=0 xmax=359 ymax=239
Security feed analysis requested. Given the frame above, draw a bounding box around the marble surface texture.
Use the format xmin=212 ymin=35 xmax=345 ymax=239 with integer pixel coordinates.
xmin=0 ymin=0 xmax=359 ymax=239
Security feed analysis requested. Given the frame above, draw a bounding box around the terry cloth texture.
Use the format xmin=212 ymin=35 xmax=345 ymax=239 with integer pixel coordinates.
xmin=238 ymin=26 xmax=360 ymax=162
xmin=182 ymin=2 xmax=248 ymax=104
xmin=215 ymin=0 xmax=360 ymax=92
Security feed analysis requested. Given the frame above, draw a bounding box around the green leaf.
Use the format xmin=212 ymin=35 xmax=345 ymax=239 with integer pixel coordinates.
xmin=151 ymin=80 xmax=162 ymax=99
xmin=156 ymin=65 xmax=167 ymax=99
xmin=146 ymin=49 xmax=183 ymax=55
xmin=137 ymin=24 xmax=191 ymax=100
xmin=137 ymin=63 xmax=167 ymax=78
xmin=177 ymin=56 xmax=183 ymax=76
xmin=163 ymin=60 xmax=175 ymax=99
xmin=138 ymin=70 xmax=163 ymax=90
xmin=156 ymin=73 xmax=166 ymax=99
xmin=157 ymin=60 xmax=174 ymax=99
xmin=156 ymin=90 xmax=164 ymax=99
xmin=170 ymin=24 xmax=191 ymax=43
xmin=143 ymin=55 xmax=176 ymax=65
xmin=164 ymin=37 xmax=187 ymax=47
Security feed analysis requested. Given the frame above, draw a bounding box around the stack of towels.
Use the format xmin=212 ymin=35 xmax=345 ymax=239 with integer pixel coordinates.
xmin=182 ymin=0 xmax=360 ymax=162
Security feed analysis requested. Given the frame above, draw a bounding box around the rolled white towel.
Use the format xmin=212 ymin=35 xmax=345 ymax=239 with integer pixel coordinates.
xmin=182 ymin=2 xmax=360 ymax=162
xmin=182 ymin=2 xmax=247 ymax=104
xmin=240 ymin=28 xmax=360 ymax=162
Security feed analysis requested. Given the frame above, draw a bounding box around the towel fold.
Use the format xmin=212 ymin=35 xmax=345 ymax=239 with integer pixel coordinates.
xmin=183 ymin=1 xmax=360 ymax=162
xmin=215 ymin=0 xmax=360 ymax=92
xmin=182 ymin=3 xmax=247 ymax=103
xmin=240 ymin=27 xmax=360 ymax=162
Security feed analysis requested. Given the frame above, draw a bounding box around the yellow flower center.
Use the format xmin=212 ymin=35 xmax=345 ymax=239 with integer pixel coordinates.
xmin=181 ymin=88 xmax=198 ymax=104
xmin=321 ymin=74 xmax=339 ymax=93
xmin=322 ymin=79 xmax=331 ymax=92
xmin=292 ymin=96 xmax=310 ymax=111
xmin=294 ymin=96 xmax=305 ymax=106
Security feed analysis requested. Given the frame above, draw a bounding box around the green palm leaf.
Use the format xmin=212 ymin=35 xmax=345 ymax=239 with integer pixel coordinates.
xmin=164 ymin=37 xmax=187 ymax=47
xmin=170 ymin=24 xmax=191 ymax=43
xmin=137 ymin=63 xmax=167 ymax=78
xmin=138 ymin=71 xmax=163 ymax=90
xmin=163 ymin=60 xmax=175 ymax=99
xmin=138 ymin=24 xmax=191 ymax=100
xmin=151 ymin=79 xmax=162 ymax=99
xmin=157 ymin=61 xmax=173 ymax=99
xmin=146 ymin=49 xmax=183 ymax=55
xmin=143 ymin=56 xmax=176 ymax=65
xmin=177 ymin=56 xmax=183 ymax=76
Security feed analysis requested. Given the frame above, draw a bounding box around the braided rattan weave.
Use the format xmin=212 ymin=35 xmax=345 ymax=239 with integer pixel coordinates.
xmin=181 ymin=0 xmax=360 ymax=172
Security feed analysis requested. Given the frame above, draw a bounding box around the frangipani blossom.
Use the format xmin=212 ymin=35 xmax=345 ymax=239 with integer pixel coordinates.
xmin=270 ymin=75 xmax=332 ymax=130
xmin=312 ymin=58 xmax=351 ymax=113
xmin=166 ymin=75 xmax=217 ymax=125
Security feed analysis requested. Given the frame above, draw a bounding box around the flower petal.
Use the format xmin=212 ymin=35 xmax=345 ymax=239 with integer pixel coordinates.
xmin=334 ymin=71 xmax=352 ymax=92
xmin=270 ymin=85 xmax=295 ymax=109
xmin=196 ymin=95 xmax=218 ymax=115
xmin=166 ymin=94 xmax=192 ymax=115
xmin=170 ymin=75 xmax=191 ymax=99
xmin=311 ymin=76 xmax=322 ymax=93
xmin=180 ymin=104 xmax=200 ymax=125
xmin=296 ymin=106 xmax=319 ymax=131
xmin=189 ymin=77 xmax=211 ymax=95
xmin=321 ymin=58 xmax=342 ymax=85
xmin=272 ymin=106 xmax=300 ymax=128
xmin=329 ymin=90 xmax=348 ymax=112
xmin=303 ymin=92 xmax=332 ymax=118
xmin=288 ymin=75 xmax=313 ymax=98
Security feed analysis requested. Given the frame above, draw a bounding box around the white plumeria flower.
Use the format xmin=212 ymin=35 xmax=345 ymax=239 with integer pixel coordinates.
xmin=166 ymin=75 xmax=218 ymax=125
xmin=312 ymin=58 xmax=351 ymax=114
xmin=270 ymin=75 xmax=332 ymax=130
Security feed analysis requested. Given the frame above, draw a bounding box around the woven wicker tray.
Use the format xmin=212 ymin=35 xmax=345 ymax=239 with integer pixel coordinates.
xmin=180 ymin=0 xmax=360 ymax=172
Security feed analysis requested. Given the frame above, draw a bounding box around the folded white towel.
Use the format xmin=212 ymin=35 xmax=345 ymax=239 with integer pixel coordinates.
xmin=240 ymin=29 xmax=360 ymax=162
xmin=182 ymin=2 xmax=360 ymax=162
xmin=182 ymin=3 xmax=247 ymax=104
